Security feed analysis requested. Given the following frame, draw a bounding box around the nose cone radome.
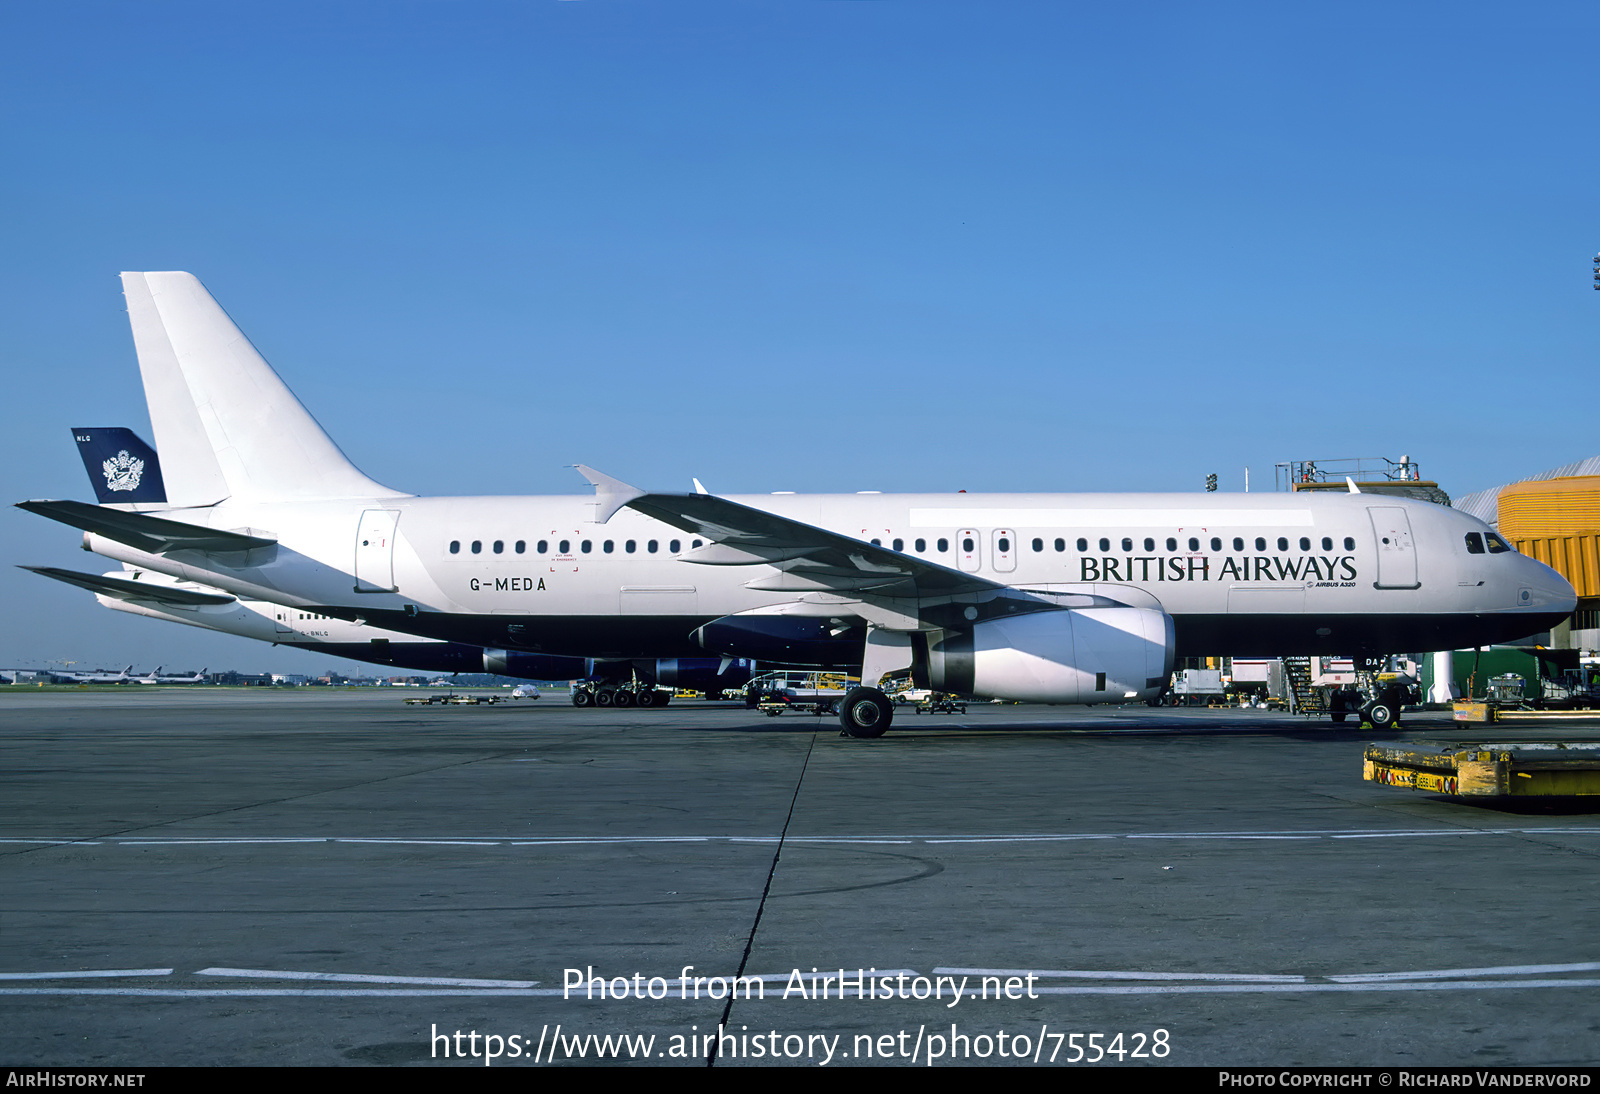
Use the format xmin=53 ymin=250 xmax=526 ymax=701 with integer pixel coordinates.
xmin=1515 ymin=553 xmax=1577 ymax=615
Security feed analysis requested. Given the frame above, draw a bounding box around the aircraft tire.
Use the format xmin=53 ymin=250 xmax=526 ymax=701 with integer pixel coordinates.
xmin=572 ymin=690 xmax=592 ymax=708
xmin=595 ymin=689 xmax=615 ymax=707
xmin=613 ymin=689 xmax=634 ymax=709
xmin=1365 ymin=702 xmax=1396 ymax=731
xmin=635 ymin=689 xmax=657 ymax=708
xmin=839 ymin=687 xmax=892 ymax=739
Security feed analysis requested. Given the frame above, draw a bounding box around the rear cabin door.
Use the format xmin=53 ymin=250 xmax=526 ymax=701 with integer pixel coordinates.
xmin=355 ymin=510 xmax=401 ymax=593
xmin=1367 ymin=507 xmax=1420 ymax=589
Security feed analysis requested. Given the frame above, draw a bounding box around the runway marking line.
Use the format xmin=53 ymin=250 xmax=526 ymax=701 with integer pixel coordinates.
xmin=196 ymin=967 xmax=538 ymax=987
xmin=0 ymin=969 xmax=173 ymax=980
xmin=5 ymin=827 xmax=1598 ymax=848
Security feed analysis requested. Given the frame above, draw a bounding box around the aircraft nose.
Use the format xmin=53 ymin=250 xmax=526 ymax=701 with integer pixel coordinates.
xmin=1516 ymin=554 xmax=1577 ymax=614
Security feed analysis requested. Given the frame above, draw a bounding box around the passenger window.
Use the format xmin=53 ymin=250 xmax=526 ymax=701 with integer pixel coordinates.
xmin=1322 ymin=537 xmax=1333 ymax=551
xmin=449 ymin=540 xmax=460 ymax=554
xmin=1098 ymin=537 xmax=1110 ymax=552
xmin=1188 ymin=537 xmax=1199 ymax=551
xmin=581 ymin=540 xmax=592 ymax=554
xmin=471 ymin=540 xmax=482 ymax=554
xmin=692 ymin=539 xmax=703 ymax=549
xmin=1487 ymin=534 xmax=1512 ymax=554
xmin=1256 ymin=537 xmax=1267 ymax=551
xmin=559 ymin=539 xmax=570 ymax=554
xmin=1054 ymin=538 xmax=1065 ymax=552
xmin=625 ymin=540 xmax=636 ymax=553
xmin=915 ymin=538 xmax=927 ymax=552
xmin=938 ymin=538 xmax=949 ymax=552
xmin=998 ymin=537 xmax=1011 ymax=553
xmin=893 ymin=538 xmax=904 ymax=551
xmin=1211 ymin=537 xmax=1221 ymax=551
xmin=1299 ymin=537 xmax=1310 ymax=551
xmin=647 ymin=540 xmax=658 ymax=553
xmin=670 ymin=539 xmax=682 ymax=553
xmin=493 ymin=540 xmax=504 ymax=554
xmin=1233 ymin=537 xmax=1244 ymax=551
xmin=1121 ymin=537 xmax=1132 ymax=552
xmin=603 ymin=540 xmax=614 ymax=553
xmin=871 ymin=538 xmax=881 ymax=546
xmin=963 ymin=537 xmax=975 ymax=552
xmin=538 ymin=540 xmax=548 ymax=554
xmin=1076 ymin=538 xmax=1087 ymax=552
xmin=1277 ymin=537 xmax=1289 ymax=551
xmin=1166 ymin=537 xmax=1177 ymax=552
xmin=1144 ymin=537 xmax=1155 ymax=552
xmin=1344 ymin=537 xmax=1356 ymax=550
xmin=1032 ymin=538 xmax=1043 ymax=552
xmin=515 ymin=540 xmax=525 ymax=554
xmin=1465 ymin=533 xmax=1485 ymax=554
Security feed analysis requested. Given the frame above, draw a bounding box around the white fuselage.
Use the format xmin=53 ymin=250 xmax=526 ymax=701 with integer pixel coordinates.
xmin=83 ymin=488 xmax=1576 ymax=662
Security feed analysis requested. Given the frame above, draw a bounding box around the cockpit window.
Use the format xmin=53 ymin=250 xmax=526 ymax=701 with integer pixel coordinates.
xmin=1486 ymin=533 xmax=1512 ymax=554
xmin=1465 ymin=532 xmax=1485 ymax=554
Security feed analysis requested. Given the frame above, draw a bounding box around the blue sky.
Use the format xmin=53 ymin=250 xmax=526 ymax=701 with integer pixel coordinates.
xmin=2 ymin=1 xmax=1596 ymax=673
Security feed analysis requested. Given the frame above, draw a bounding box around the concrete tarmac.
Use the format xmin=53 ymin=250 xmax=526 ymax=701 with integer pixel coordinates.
xmin=1 ymin=687 xmax=1597 ymax=1067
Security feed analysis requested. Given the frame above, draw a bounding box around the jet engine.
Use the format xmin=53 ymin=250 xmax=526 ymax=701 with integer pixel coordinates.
xmin=481 ymin=650 xmax=590 ymax=679
xmin=916 ymin=606 xmax=1174 ymax=704
xmin=693 ymin=614 xmax=861 ymax=667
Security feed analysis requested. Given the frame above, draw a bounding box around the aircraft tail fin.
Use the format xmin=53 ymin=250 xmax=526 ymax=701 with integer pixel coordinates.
xmin=72 ymin=427 xmax=167 ymax=505
xmin=119 ymin=272 xmax=409 ymax=506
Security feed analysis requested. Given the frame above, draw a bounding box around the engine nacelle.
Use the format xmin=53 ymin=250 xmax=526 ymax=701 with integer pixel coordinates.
xmin=653 ymin=657 xmax=757 ymax=690
xmin=481 ymin=649 xmax=591 ymax=680
xmin=694 ymin=615 xmax=861 ymax=667
xmin=919 ymin=606 xmax=1174 ymax=704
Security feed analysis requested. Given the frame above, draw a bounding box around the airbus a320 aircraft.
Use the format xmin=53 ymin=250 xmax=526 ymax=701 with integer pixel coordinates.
xmin=18 ymin=273 xmax=1576 ymax=737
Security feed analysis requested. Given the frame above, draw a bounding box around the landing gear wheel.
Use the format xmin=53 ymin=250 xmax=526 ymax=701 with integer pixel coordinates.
xmin=634 ymin=688 xmax=657 ymax=708
xmin=1365 ymin=702 xmax=1396 ymax=731
xmin=612 ymin=689 xmax=634 ymax=708
xmin=595 ymin=689 xmax=615 ymax=707
xmin=839 ymin=687 xmax=893 ymax=739
xmin=572 ymin=689 xmax=592 ymax=708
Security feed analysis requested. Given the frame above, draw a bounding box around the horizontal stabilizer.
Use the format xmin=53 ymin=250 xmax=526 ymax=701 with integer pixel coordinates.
xmin=16 ymin=499 xmax=276 ymax=555
xmin=21 ymin=566 xmax=236 ymax=607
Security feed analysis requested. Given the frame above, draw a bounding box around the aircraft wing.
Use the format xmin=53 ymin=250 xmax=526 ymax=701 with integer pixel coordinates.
xmin=21 ymin=566 xmax=237 ymax=607
xmin=16 ymin=499 xmax=276 ymax=555
xmin=576 ymin=466 xmax=1005 ymax=600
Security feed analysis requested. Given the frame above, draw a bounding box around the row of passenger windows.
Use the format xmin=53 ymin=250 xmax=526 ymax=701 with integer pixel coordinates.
xmin=449 ymin=538 xmax=704 ymax=556
xmin=866 ymin=535 xmax=1360 ymax=554
xmin=450 ymin=531 xmax=1370 ymax=560
xmin=1071 ymin=535 xmax=1355 ymax=554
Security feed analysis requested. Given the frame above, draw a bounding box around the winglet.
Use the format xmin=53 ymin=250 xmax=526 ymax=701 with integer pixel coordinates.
xmin=1346 ymin=476 xmax=1362 ymax=494
xmin=692 ymin=478 xmax=709 ymax=495
xmin=573 ymin=465 xmax=646 ymax=523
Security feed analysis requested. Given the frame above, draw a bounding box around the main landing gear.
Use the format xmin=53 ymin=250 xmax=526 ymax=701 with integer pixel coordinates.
xmin=839 ymin=687 xmax=893 ymax=739
xmin=570 ymin=681 xmax=671 ymax=709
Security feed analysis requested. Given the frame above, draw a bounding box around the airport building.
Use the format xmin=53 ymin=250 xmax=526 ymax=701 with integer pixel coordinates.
xmin=1456 ymin=455 xmax=1600 ymax=652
